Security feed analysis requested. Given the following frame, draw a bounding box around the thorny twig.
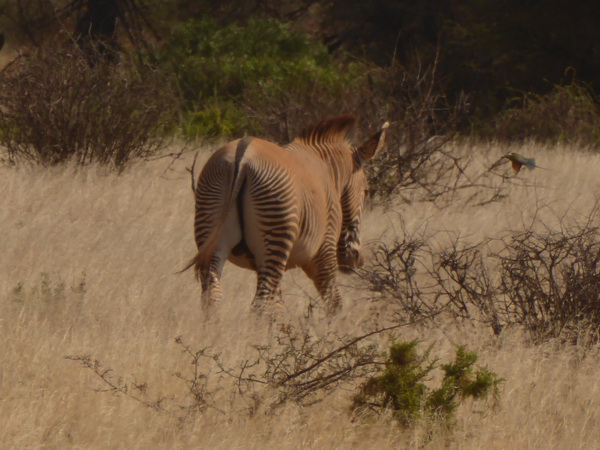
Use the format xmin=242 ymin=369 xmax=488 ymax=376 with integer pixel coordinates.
xmin=64 ymin=354 xmax=166 ymax=411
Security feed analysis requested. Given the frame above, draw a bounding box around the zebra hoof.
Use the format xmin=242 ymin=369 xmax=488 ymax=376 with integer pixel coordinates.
xmin=251 ymin=299 xmax=285 ymax=323
xmin=325 ymin=300 xmax=342 ymax=317
xmin=201 ymin=296 xmax=221 ymax=322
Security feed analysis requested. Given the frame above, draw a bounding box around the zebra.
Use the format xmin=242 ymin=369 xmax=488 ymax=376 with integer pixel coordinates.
xmin=186 ymin=115 xmax=388 ymax=317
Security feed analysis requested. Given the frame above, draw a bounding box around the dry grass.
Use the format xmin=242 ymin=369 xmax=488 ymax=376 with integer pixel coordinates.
xmin=2 ymin=142 xmax=600 ymax=448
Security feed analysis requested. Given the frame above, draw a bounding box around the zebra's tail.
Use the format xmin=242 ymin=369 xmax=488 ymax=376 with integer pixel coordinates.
xmin=180 ymin=138 xmax=251 ymax=278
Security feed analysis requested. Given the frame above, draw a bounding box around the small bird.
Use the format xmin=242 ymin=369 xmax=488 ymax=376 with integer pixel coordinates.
xmin=502 ymin=152 xmax=544 ymax=174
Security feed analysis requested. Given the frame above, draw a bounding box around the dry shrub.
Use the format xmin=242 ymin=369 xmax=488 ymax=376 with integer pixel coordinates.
xmin=496 ymin=222 xmax=600 ymax=343
xmin=66 ymin=323 xmax=386 ymax=418
xmin=490 ymin=81 xmax=600 ymax=147
xmin=359 ymin=212 xmax=600 ymax=345
xmin=358 ymin=223 xmax=435 ymax=321
xmin=0 ymin=47 xmax=175 ymax=168
xmin=431 ymin=240 xmax=503 ymax=335
xmin=363 ymin=59 xmax=469 ymax=201
xmin=433 ymin=219 xmax=600 ymax=344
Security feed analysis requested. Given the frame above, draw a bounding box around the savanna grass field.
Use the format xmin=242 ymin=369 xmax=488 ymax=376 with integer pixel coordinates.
xmin=2 ymin=142 xmax=600 ymax=448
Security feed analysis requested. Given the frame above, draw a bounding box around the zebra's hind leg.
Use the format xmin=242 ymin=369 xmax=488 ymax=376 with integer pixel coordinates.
xmin=312 ymin=277 xmax=342 ymax=317
xmin=198 ymin=247 xmax=232 ymax=318
xmin=199 ymin=267 xmax=223 ymax=313
xmin=248 ymin=222 xmax=297 ymax=321
xmin=251 ymin=266 xmax=285 ymax=321
xmin=197 ymin=208 xmax=243 ymax=318
xmin=303 ymin=251 xmax=342 ymax=316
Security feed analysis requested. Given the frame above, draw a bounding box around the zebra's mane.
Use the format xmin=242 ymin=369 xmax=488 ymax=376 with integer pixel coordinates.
xmin=295 ymin=115 xmax=357 ymax=144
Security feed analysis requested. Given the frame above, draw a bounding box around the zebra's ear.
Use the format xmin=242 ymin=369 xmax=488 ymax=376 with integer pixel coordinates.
xmin=355 ymin=121 xmax=389 ymax=165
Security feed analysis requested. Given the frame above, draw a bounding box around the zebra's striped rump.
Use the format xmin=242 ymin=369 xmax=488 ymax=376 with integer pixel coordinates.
xmin=188 ymin=115 xmax=388 ymax=318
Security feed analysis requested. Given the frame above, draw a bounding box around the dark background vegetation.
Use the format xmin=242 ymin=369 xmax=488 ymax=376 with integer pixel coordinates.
xmin=1 ymin=0 xmax=600 ymax=149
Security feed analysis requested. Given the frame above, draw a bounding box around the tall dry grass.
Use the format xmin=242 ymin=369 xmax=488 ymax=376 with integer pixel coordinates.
xmin=2 ymin=142 xmax=600 ymax=448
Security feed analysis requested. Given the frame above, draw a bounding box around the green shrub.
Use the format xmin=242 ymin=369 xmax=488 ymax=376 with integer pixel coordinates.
xmin=352 ymin=340 xmax=503 ymax=431
xmin=152 ymin=17 xmax=363 ymax=139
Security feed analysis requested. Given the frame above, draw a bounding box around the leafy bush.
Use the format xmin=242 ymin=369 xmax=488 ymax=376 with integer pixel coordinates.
xmin=151 ymin=17 xmax=473 ymax=201
xmin=0 ymin=47 xmax=175 ymax=168
xmin=151 ymin=17 xmax=364 ymax=140
xmin=352 ymin=340 xmax=502 ymax=431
